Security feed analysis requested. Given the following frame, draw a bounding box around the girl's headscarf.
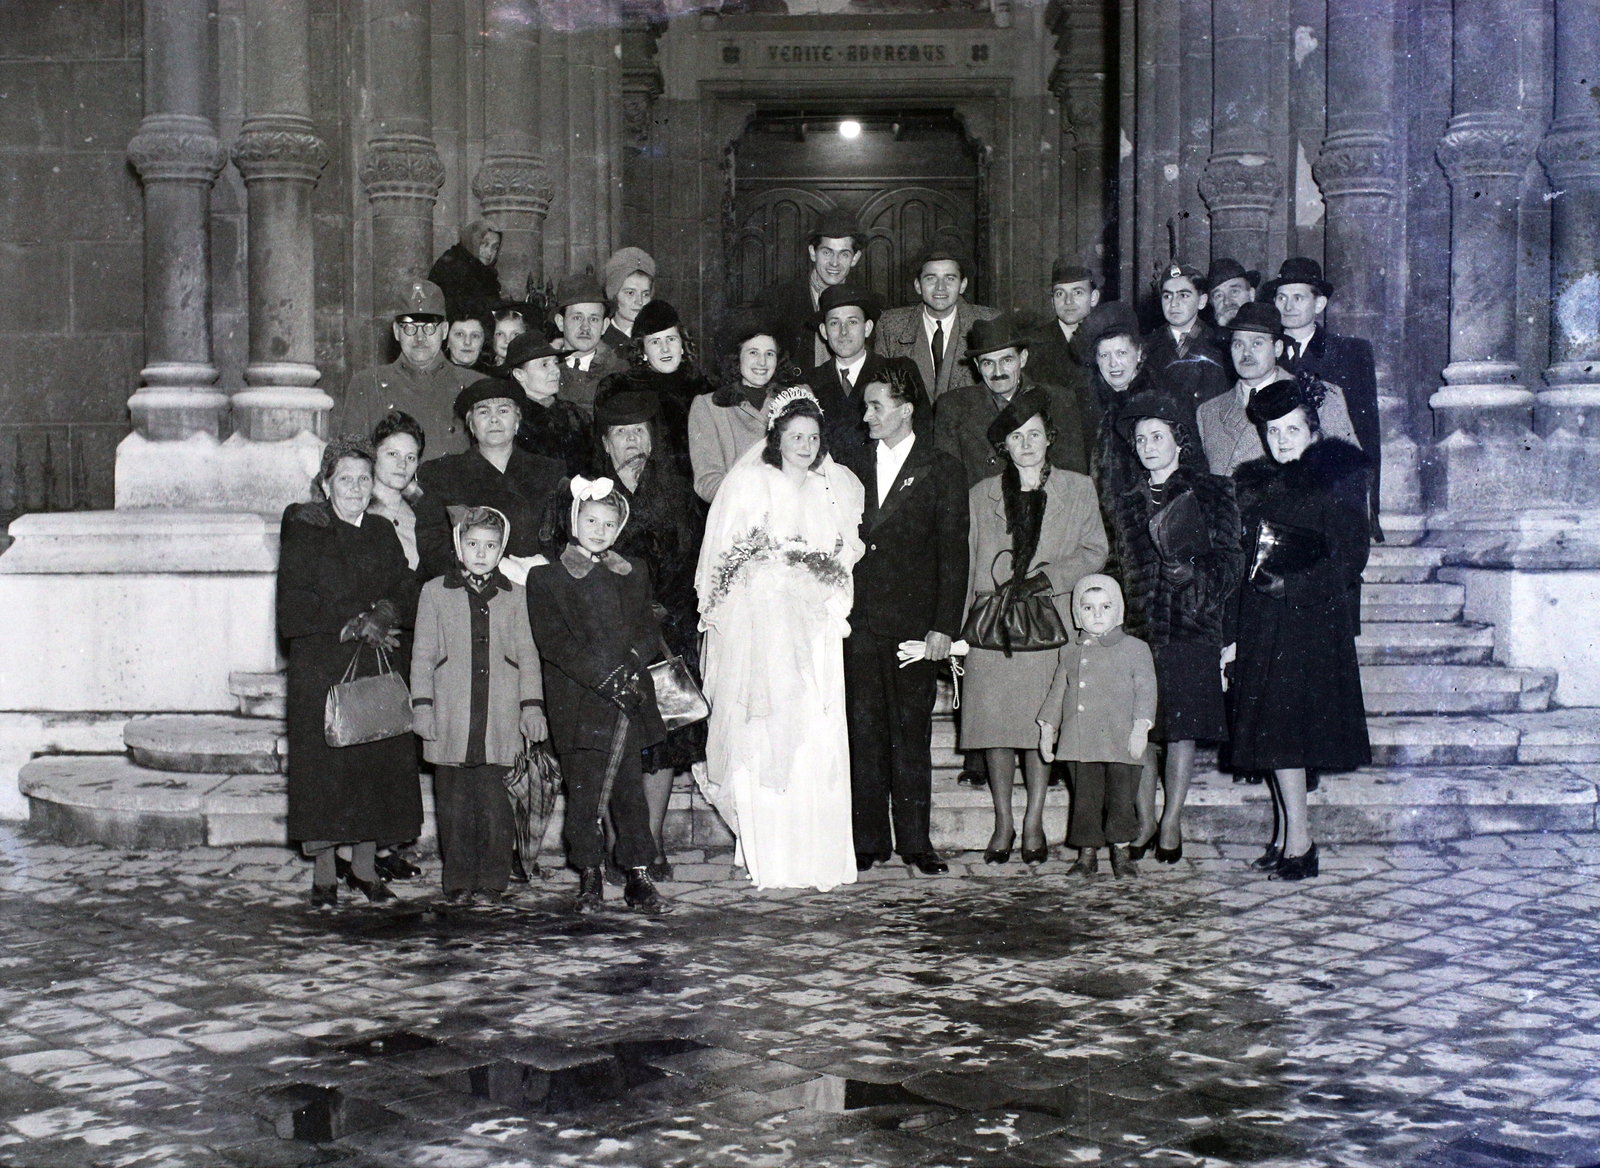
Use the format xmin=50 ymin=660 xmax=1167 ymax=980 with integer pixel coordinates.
xmin=452 ymin=505 xmax=510 ymax=591
xmin=1071 ymin=573 xmax=1125 ymax=630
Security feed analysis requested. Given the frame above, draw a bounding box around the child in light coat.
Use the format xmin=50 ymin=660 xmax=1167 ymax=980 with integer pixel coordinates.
xmin=1038 ymin=574 xmax=1157 ymax=878
xmin=412 ymin=506 xmax=547 ymax=904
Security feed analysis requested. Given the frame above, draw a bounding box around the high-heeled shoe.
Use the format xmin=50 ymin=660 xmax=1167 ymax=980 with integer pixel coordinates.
xmin=343 ymin=871 xmax=396 ymax=903
xmin=1271 ymin=842 xmax=1319 ymax=881
xmin=1154 ymin=838 xmax=1183 ymax=864
xmin=1126 ymin=832 xmax=1157 ymax=861
xmin=983 ymin=830 xmax=1016 ymax=864
xmin=1249 ymin=844 xmax=1282 ymax=871
xmin=1020 ymin=840 xmax=1049 ymax=865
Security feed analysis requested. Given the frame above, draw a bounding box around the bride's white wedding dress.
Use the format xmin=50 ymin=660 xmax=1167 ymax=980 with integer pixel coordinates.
xmin=694 ymin=443 xmax=864 ymax=891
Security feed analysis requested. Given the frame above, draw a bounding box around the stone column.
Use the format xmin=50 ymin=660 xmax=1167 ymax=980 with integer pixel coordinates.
xmin=124 ymin=0 xmax=230 ymax=441
xmin=1198 ymin=0 xmax=1283 ymax=274
xmin=360 ymin=0 xmax=446 ymax=338
xmin=1313 ymin=0 xmax=1420 ymax=516
xmin=230 ymin=0 xmax=332 ymax=441
xmin=1431 ymin=0 xmax=1535 ymax=439
xmin=1049 ymin=0 xmax=1110 ymax=269
xmin=540 ymin=2 xmax=623 ymax=278
xmin=1537 ymin=0 xmax=1600 ymax=445
xmin=472 ymin=0 xmax=550 ymax=300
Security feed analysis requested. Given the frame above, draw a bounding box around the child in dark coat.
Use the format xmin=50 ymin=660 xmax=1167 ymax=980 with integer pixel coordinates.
xmin=411 ymin=507 xmax=547 ymax=904
xmin=525 ymin=477 xmax=671 ymax=914
xmin=1038 ymin=575 xmax=1158 ymax=879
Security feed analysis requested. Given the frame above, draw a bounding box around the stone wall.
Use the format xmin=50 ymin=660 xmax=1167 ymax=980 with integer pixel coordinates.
xmin=0 ymin=0 xmax=144 ymax=529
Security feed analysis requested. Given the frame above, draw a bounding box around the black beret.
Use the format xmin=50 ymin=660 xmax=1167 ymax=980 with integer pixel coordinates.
xmin=1115 ymin=390 xmax=1190 ymax=446
xmin=454 ymin=377 xmax=523 ymax=419
xmin=1245 ymin=378 xmax=1317 ymax=427
xmin=632 ymin=299 xmax=681 ymax=339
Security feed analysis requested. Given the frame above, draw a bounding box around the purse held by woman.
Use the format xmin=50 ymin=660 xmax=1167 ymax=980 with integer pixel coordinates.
xmin=959 ymin=550 xmax=1070 ymax=658
xmin=649 ymin=653 xmax=710 ymax=730
xmin=324 ymin=644 xmax=413 ymax=747
xmin=1247 ymin=517 xmax=1328 ymax=598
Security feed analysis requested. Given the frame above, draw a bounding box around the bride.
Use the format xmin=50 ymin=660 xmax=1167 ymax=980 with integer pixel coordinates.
xmin=695 ymin=386 xmax=865 ymax=890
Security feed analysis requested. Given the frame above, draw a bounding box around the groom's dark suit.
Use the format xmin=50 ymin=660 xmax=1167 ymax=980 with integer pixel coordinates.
xmin=845 ymin=434 xmax=969 ymax=860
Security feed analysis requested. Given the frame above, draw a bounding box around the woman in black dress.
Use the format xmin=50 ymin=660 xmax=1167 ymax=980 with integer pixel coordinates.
xmin=1110 ymin=391 xmax=1244 ymax=863
xmin=279 ymin=437 xmax=422 ymax=906
xmin=1229 ymin=379 xmax=1371 ymax=881
xmin=605 ymin=299 xmax=712 ymax=483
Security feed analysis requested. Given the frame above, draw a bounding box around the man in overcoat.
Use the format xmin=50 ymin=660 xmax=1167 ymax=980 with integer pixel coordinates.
xmin=872 ymin=246 xmax=998 ymax=401
xmin=1266 ymin=256 xmax=1384 ymax=541
xmin=753 ymin=207 xmax=866 ymax=368
xmin=933 ymin=313 xmax=1093 ymax=487
xmin=553 ymin=272 xmax=630 ymax=415
xmin=802 ymin=284 xmax=927 ymax=477
xmin=1142 ymin=262 xmax=1232 ymax=413
xmin=846 ymin=369 xmax=968 ymax=875
xmin=1025 ymin=260 xmax=1100 ymax=394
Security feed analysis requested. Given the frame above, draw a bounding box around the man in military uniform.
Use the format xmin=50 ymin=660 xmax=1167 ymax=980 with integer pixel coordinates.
xmin=337 ymin=278 xmax=478 ymax=453
xmin=873 ymin=246 xmax=998 ymax=401
xmin=753 ymin=207 xmax=867 ymax=368
xmin=553 ymin=272 xmax=629 ymax=415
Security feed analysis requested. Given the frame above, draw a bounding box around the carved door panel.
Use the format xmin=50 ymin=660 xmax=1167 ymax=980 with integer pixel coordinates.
xmin=857 ymin=186 xmax=974 ymax=304
xmin=727 ymin=188 xmax=839 ymax=310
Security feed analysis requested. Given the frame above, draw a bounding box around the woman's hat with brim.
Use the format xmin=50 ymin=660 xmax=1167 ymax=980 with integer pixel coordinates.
xmin=503 ymin=332 xmax=560 ymax=369
xmin=454 ymin=377 xmax=523 ymax=419
xmin=986 ymin=385 xmax=1053 ymax=448
xmin=632 ymin=298 xmax=680 ymax=340
xmin=963 ymin=312 xmax=1032 ymax=359
xmin=1115 ymin=390 xmax=1190 ymax=446
xmin=594 ymin=383 xmax=660 ymax=429
xmin=1260 ymin=256 xmax=1334 ymax=300
xmin=1245 ymin=377 xmax=1314 ymax=426
xmin=717 ymin=311 xmax=782 ymax=356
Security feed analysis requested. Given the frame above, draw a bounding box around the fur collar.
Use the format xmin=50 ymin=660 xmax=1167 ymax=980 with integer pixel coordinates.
xmin=560 ymin=542 xmax=632 ymax=579
xmin=1234 ymin=437 xmax=1366 ymax=494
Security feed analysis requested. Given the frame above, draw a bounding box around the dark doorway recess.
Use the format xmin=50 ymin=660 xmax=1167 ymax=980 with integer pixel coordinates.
xmin=728 ymin=109 xmax=983 ymax=311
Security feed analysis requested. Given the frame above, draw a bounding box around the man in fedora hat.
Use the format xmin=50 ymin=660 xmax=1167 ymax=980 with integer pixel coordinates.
xmin=932 ymin=312 xmax=1092 ymax=488
xmin=1196 ymin=301 xmax=1359 ymax=476
xmin=753 ymin=207 xmax=867 ymax=367
xmin=1265 ymin=256 xmax=1383 ymax=539
xmin=338 ymin=276 xmax=479 ymax=455
xmin=1204 ymin=257 xmax=1260 ymax=329
xmin=553 ymin=271 xmax=629 ymax=415
xmin=802 ymin=283 xmax=925 ymax=476
xmin=873 ymin=245 xmax=999 ymax=401
xmin=1026 ymin=259 xmax=1101 ymax=395
xmin=1144 ymin=262 xmax=1232 ymax=413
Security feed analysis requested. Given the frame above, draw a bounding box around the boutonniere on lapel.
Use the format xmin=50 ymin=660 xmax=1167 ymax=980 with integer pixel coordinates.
xmin=898 ymin=475 xmax=916 ymax=491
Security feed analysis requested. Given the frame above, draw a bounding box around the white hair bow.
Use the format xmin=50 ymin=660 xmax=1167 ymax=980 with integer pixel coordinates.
xmin=569 ymin=475 xmax=615 ymax=502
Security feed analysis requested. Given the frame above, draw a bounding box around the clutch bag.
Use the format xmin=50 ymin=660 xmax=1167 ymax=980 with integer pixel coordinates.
xmin=1248 ymin=517 xmax=1328 ymax=595
xmin=649 ymin=654 xmax=709 ymax=731
xmin=1148 ymin=490 xmax=1212 ymax=563
xmin=324 ymin=645 xmax=413 ymax=747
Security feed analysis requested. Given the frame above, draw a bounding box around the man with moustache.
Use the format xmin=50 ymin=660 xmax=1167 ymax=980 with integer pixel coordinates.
xmin=339 ymin=277 xmax=478 ymax=455
xmin=873 ymin=246 xmax=999 ymax=401
xmin=553 ymin=272 xmax=629 ymax=415
xmin=802 ymin=284 xmax=926 ymax=476
xmin=753 ymin=208 xmax=867 ymax=368
xmin=1196 ymin=302 xmax=1359 ymax=476
xmin=1266 ymin=257 xmax=1384 ymax=540
xmin=847 ymin=367 xmax=968 ymax=876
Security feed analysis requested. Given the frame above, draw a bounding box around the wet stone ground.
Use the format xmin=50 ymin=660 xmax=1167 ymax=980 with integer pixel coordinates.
xmin=2 ymin=831 xmax=1600 ymax=1167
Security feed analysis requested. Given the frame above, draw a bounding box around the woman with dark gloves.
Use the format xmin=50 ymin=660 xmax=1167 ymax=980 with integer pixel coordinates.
xmin=961 ymin=387 xmax=1108 ymax=866
xmin=1110 ymin=391 xmax=1244 ymax=864
xmin=604 ymin=299 xmax=713 ymax=484
xmin=590 ymin=387 xmax=706 ymax=880
xmin=1228 ymin=379 xmax=1371 ymax=881
xmin=278 ymin=437 xmax=422 ymax=906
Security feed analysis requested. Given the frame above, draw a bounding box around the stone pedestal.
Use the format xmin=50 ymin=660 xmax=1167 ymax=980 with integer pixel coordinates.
xmin=474 ymin=0 xmax=550 ymax=298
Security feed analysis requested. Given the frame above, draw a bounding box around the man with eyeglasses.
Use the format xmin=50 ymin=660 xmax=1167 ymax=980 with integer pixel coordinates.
xmin=338 ymin=278 xmax=478 ymax=454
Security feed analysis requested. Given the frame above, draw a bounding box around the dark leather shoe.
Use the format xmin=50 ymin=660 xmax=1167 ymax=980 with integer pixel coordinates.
xmin=1067 ymin=848 xmax=1098 ymax=877
xmin=345 ymin=873 xmax=395 ymax=903
xmin=574 ymin=867 xmax=605 ymax=913
xmin=1108 ymin=845 xmax=1139 ymax=879
xmin=855 ymin=851 xmax=890 ymax=872
xmin=310 ymin=883 xmax=338 ymax=908
xmin=374 ymin=850 xmax=421 ymax=881
xmin=902 ymin=852 xmax=948 ymax=875
xmin=1271 ymin=842 xmax=1320 ymax=881
xmin=983 ymin=830 xmax=1016 ymax=864
xmin=1021 ymin=842 xmax=1049 ymax=865
xmin=509 ymin=853 xmax=531 ymax=883
xmin=624 ymin=867 xmax=671 ymax=914
xmin=956 ymin=769 xmax=987 ymax=788
xmin=1249 ymin=845 xmax=1282 ymax=871
xmin=1126 ymin=832 xmax=1156 ymax=861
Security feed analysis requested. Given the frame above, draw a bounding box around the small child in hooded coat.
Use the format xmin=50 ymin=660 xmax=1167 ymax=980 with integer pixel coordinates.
xmin=411 ymin=506 xmax=547 ymax=903
xmin=1037 ymin=574 xmax=1158 ymax=876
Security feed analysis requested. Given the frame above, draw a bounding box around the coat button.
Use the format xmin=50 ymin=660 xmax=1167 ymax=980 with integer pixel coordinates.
xmin=1078 ymin=705 xmax=1085 ymax=712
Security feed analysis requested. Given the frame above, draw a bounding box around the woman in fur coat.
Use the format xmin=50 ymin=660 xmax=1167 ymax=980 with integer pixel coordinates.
xmin=1228 ymin=378 xmax=1371 ymax=881
xmin=1110 ymin=391 xmax=1244 ymax=864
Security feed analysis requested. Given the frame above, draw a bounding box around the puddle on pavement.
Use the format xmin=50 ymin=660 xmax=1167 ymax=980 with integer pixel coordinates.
xmin=332 ymin=1030 xmax=439 ymax=1059
xmin=259 ymin=1083 xmax=396 ymax=1143
xmin=427 ymin=1037 xmax=710 ymax=1114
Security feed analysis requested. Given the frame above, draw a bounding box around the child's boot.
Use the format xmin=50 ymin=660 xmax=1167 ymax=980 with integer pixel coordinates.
xmin=1067 ymin=848 xmax=1098 ymax=877
xmin=1108 ymin=844 xmax=1138 ymax=879
xmin=624 ymin=867 xmax=671 ymax=915
xmin=573 ymin=867 xmax=605 ymax=913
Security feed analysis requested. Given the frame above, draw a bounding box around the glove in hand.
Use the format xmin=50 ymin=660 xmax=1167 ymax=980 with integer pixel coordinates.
xmin=597 ymin=653 xmax=646 ymax=713
xmin=344 ymin=599 xmax=401 ymax=650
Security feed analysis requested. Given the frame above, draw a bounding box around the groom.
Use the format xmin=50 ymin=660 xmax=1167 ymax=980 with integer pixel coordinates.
xmin=845 ymin=367 xmax=969 ymax=875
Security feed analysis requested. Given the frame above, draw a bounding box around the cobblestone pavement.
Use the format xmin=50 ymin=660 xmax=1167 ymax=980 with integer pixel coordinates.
xmin=2 ymin=830 xmax=1600 ymax=1168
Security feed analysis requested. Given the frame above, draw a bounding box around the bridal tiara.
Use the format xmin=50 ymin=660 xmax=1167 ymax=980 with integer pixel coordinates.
xmin=766 ymin=385 xmax=822 ymax=430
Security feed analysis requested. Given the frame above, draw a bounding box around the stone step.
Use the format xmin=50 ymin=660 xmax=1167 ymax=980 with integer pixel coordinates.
xmin=1362 ymin=545 xmax=1444 ymax=584
xmin=1361 ymin=582 xmax=1464 ymax=622
xmin=124 ymin=715 xmax=286 ymax=774
xmin=1356 ymin=621 xmax=1495 ymax=664
xmin=1359 ymin=664 xmax=1556 ymax=714
xmin=229 ymin=671 xmax=285 ymax=719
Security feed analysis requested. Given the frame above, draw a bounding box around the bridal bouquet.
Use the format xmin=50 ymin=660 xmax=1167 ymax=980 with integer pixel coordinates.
xmin=707 ymin=527 xmax=849 ymax=603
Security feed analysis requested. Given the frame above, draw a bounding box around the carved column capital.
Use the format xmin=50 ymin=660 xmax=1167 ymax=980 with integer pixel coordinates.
xmin=1437 ymin=113 xmax=1536 ymax=183
xmin=1538 ymin=119 xmax=1600 ymax=184
xmin=127 ymin=114 xmax=228 ymax=185
xmin=359 ymin=135 xmax=447 ymax=202
xmin=232 ymin=119 xmax=330 ymax=185
xmin=1198 ymin=154 xmax=1283 ymax=213
xmin=1313 ymin=131 xmax=1400 ymax=200
xmin=472 ymin=155 xmax=552 ymax=219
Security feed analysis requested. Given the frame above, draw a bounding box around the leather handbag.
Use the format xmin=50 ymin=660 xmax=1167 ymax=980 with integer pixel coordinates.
xmin=1148 ymin=490 xmax=1212 ymax=564
xmin=649 ymin=653 xmax=710 ymax=731
xmin=323 ymin=645 xmax=413 ymax=747
xmin=959 ymin=551 xmax=1070 ymax=658
xmin=1248 ymin=517 xmax=1328 ymax=597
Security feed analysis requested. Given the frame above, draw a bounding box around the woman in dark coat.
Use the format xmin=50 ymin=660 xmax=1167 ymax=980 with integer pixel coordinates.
xmin=1228 ymin=379 xmax=1371 ymax=881
xmin=428 ymin=220 xmax=502 ymax=321
xmin=1110 ymin=391 xmax=1244 ymax=864
xmin=279 ymin=437 xmax=422 ymax=906
xmin=603 ymin=299 xmax=713 ymax=485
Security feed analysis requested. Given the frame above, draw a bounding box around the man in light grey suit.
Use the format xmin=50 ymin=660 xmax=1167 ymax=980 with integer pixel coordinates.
xmin=1197 ymin=302 xmax=1359 ymax=476
xmin=874 ymin=246 xmax=999 ymax=401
